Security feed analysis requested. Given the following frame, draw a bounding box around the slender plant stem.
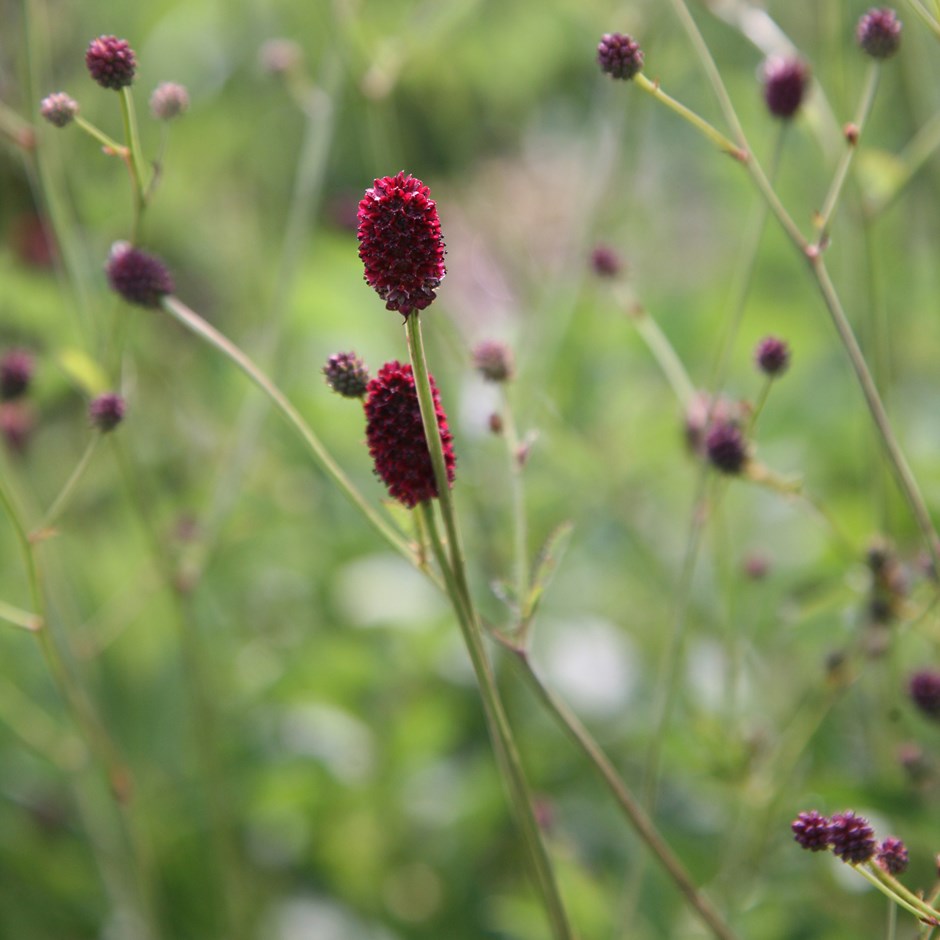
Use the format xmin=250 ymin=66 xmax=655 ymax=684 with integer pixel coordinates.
xmin=504 ymin=643 xmax=740 ymax=940
xmin=36 ymin=434 xmax=99 ymax=533
xmin=904 ymin=0 xmax=940 ymax=40
xmin=634 ymin=73 xmax=743 ymax=158
xmin=643 ymin=470 xmax=712 ymax=808
xmin=497 ymin=392 xmax=531 ymax=633
xmin=814 ymin=62 xmax=881 ymax=241
xmin=119 ymin=87 xmax=148 ymax=239
xmin=808 ymin=256 xmax=938 ymax=564
xmin=159 ymin=295 xmax=415 ymax=564
xmin=660 ymin=0 xmax=939 ymax=570
xmin=406 ymin=315 xmax=574 ymax=940
xmin=625 ymin=297 xmax=696 ymax=408
xmin=0 ymin=599 xmax=41 ymax=631
xmin=0 ymin=473 xmax=160 ymax=937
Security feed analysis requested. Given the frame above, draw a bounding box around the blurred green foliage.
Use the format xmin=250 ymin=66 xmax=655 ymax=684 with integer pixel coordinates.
xmin=1 ymin=0 xmax=940 ymax=937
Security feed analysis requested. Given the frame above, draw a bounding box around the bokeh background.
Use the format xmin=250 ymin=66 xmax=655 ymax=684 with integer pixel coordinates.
xmin=1 ymin=0 xmax=940 ymax=937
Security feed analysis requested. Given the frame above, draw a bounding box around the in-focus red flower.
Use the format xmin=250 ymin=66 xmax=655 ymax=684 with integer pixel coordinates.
xmin=364 ymin=361 xmax=455 ymax=508
xmin=357 ymin=172 xmax=446 ymax=318
xmin=85 ymin=36 xmax=137 ymax=90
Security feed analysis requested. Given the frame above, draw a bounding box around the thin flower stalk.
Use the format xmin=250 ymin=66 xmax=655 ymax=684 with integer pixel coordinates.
xmin=35 ymin=435 xmax=99 ymax=534
xmin=814 ymin=61 xmax=882 ymax=241
xmin=655 ymin=0 xmax=940 ymax=572
xmin=0 ymin=599 xmax=41 ymax=631
xmin=903 ymin=0 xmax=940 ymax=39
xmin=118 ymin=87 xmax=148 ymax=237
xmin=406 ymin=316 xmax=574 ymax=940
xmin=633 ymin=72 xmax=744 ymax=159
xmin=159 ymin=295 xmax=415 ymax=565
xmin=501 ymin=641 xmax=740 ymax=940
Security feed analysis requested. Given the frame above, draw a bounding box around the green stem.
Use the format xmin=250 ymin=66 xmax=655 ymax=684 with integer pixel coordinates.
xmin=74 ymin=116 xmax=126 ymax=154
xmin=634 ymin=73 xmax=743 ymax=158
xmin=159 ymin=295 xmax=415 ymax=564
xmin=856 ymin=863 xmax=940 ymax=924
xmin=903 ymin=0 xmax=940 ymax=40
xmin=625 ymin=297 xmax=696 ymax=407
xmin=662 ymin=0 xmax=939 ymax=571
xmin=0 ymin=599 xmax=42 ymax=631
xmin=36 ymin=434 xmax=99 ymax=532
xmin=809 ymin=256 xmax=938 ymax=568
xmin=405 ymin=316 xmax=574 ymax=940
xmin=119 ymin=88 xmax=148 ymax=236
xmin=504 ymin=643 xmax=740 ymax=940
xmin=497 ymin=393 xmax=531 ymax=634
xmin=814 ymin=62 xmax=881 ymax=241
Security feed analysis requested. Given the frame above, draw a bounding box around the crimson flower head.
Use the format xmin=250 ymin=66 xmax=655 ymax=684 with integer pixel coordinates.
xmin=106 ymin=242 xmax=174 ymax=308
xmin=792 ymin=810 xmax=831 ymax=852
xmin=857 ymin=9 xmax=902 ymax=59
xmin=89 ymin=393 xmax=126 ymax=432
xmin=828 ymin=811 xmax=876 ymax=864
xmin=357 ymin=172 xmax=446 ymax=319
xmin=364 ymin=361 xmax=455 ymax=508
xmin=762 ymin=57 xmax=810 ymax=120
xmin=597 ymin=33 xmax=644 ymax=80
xmin=85 ymin=36 xmax=137 ymax=90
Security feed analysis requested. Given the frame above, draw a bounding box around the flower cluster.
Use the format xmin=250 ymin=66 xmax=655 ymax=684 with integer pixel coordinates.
xmin=85 ymin=36 xmax=137 ymax=90
xmin=597 ymin=33 xmax=644 ymax=80
xmin=472 ymin=340 xmax=514 ymax=383
xmin=857 ymin=8 xmax=902 ymax=59
xmin=755 ymin=336 xmax=791 ymax=377
xmin=363 ymin=361 xmax=455 ymax=508
xmin=106 ymin=243 xmax=175 ymax=308
xmin=762 ymin=57 xmax=810 ymax=120
xmin=357 ymin=172 xmax=446 ymax=318
xmin=909 ymin=669 xmax=940 ymax=720
xmin=40 ymin=92 xmax=79 ymax=128
xmin=0 ymin=349 xmax=35 ymax=401
xmin=323 ymin=352 xmax=370 ymax=399
xmin=89 ymin=393 xmax=126 ymax=432
xmin=792 ymin=810 xmax=907 ymax=873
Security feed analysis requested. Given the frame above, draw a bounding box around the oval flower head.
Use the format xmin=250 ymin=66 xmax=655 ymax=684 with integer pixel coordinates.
xmin=357 ymin=172 xmax=446 ymax=318
xmin=364 ymin=361 xmax=455 ymax=508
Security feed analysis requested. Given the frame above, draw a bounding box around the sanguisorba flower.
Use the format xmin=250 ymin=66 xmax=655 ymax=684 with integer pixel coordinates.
xmin=357 ymin=172 xmax=446 ymax=318
xmin=597 ymin=33 xmax=644 ymax=80
xmin=85 ymin=36 xmax=137 ymax=90
xmin=89 ymin=393 xmax=126 ymax=432
xmin=106 ymin=242 xmax=174 ymax=308
xmin=792 ymin=810 xmax=831 ymax=852
xmin=762 ymin=57 xmax=810 ymax=120
xmin=364 ymin=361 xmax=455 ymax=508
xmin=828 ymin=811 xmax=877 ymax=864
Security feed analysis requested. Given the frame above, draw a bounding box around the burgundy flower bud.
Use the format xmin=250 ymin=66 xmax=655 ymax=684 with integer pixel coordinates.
xmin=762 ymin=57 xmax=810 ymax=120
xmin=323 ymin=352 xmax=369 ymax=399
xmin=909 ymin=669 xmax=940 ymax=720
xmin=0 ymin=349 xmax=34 ymax=401
xmin=149 ymin=82 xmax=189 ymax=120
xmin=876 ymin=837 xmax=909 ymax=875
xmin=259 ymin=38 xmax=302 ymax=75
xmin=85 ymin=36 xmax=137 ymax=90
xmin=792 ymin=810 xmax=831 ymax=852
xmin=705 ymin=420 xmax=748 ymax=475
xmin=472 ymin=340 xmax=514 ymax=383
xmin=597 ymin=33 xmax=644 ymax=80
xmin=89 ymin=393 xmax=125 ymax=432
xmin=828 ymin=811 xmax=876 ymax=864
xmin=590 ymin=244 xmax=624 ymax=278
xmin=106 ymin=243 xmax=174 ymax=308
xmin=755 ymin=335 xmax=791 ymax=376
xmin=364 ymin=361 xmax=455 ymax=508
xmin=0 ymin=402 xmax=34 ymax=454
xmin=357 ymin=172 xmax=446 ymax=318
xmin=857 ymin=9 xmax=902 ymax=59
xmin=40 ymin=92 xmax=79 ymax=128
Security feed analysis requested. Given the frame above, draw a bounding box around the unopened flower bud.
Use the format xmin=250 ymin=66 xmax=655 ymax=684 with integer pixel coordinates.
xmin=40 ymin=92 xmax=79 ymax=128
